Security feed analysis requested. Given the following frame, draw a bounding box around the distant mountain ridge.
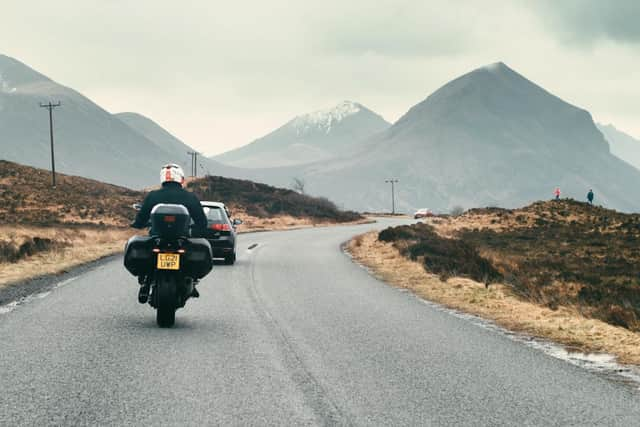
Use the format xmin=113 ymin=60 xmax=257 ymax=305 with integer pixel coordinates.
xmin=291 ymin=62 xmax=640 ymax=212
xmin=213 ymin=100 xmax=390 ymax=168
xmin=597 ymin=123 xmax=640 ymax=171
xmin=0 ymin=54 xmax=237 ymax=189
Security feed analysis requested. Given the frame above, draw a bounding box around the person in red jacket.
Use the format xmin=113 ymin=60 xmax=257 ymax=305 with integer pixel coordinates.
xmin=554 ymin=187 xmax=561 ymax=200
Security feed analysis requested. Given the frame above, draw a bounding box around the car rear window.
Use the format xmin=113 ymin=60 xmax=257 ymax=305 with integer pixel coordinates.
xmin=203 ymin=206 xmax=226 ymax=222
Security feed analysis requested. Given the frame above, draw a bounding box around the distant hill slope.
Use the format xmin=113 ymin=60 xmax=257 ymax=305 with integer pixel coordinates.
xmin=213 ymin=101 xmax=390 ymax=168
xmin=0 ymin=159 xmax=359 ymax=227
xmin=598 ymin=123 xmax=640 ymax=171
xmin=0 ymin=160 xmax=141 ymax=226
xmin=0 ymin=54 xmax=238 ymax=189
xmin=296 ymin=63 xmax=640 ymax=213
xmin=115 ymin=112 xmax=194 ymax=159
xmin=187 ymin=175 xmax=361 ymax=222
xmin=113 ymin=111 xmax=234 ymax=178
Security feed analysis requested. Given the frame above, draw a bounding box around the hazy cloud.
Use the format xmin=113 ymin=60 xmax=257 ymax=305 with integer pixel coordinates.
xmin=531 ymin=0 xmax=640 ymax=45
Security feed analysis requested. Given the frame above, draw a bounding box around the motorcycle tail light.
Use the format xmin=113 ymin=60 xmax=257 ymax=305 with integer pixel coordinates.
xmin=163 ymin=215 xmax=176 ymax=223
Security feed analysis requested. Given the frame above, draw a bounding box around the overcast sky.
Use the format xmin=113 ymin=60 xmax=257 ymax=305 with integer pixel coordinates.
xmin=2 ymin=0 xmax=638 ymax=155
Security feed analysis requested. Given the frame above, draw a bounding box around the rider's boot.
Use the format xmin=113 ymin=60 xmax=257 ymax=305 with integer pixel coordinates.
xmin=138 ymin=276 xmax=150 ymax=304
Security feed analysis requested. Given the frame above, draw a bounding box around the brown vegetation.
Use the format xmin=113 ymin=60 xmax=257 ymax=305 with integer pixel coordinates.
xmin=379 ymin=223 xmax=502 ymax=284
xmin=0 ymin=225 xmax=132 ymax=288
xmin=376 ymin=199 xmax=640 ymax=333
xmin=0 ymin=160 xmax=141 ymax=227
xmin=187 ymin=175 xmax=362 ymax=223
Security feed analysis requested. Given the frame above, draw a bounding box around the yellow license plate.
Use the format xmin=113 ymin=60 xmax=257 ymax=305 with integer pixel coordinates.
xmin=157 ymin=253 xmax=180 ymax=270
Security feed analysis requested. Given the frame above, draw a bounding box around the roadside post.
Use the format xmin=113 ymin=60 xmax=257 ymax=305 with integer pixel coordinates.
xmin=39 ymin=101 xmax=61 ymax=188
xmin=385 ymin=178 xmax=399 ymax=214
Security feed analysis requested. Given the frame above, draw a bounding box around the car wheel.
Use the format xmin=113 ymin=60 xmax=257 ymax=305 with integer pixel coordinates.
xmin=224 ymin=253 xmax=236 ymax=265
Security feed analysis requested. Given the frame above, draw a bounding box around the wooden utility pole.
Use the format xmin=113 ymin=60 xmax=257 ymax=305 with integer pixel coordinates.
xmin=187 ymin=151 xmax=199 ymax=177
xmin=39 ymin=101 xmax=62 ymax=187
xmin=385 ymin=179 xmax=399 ymax=214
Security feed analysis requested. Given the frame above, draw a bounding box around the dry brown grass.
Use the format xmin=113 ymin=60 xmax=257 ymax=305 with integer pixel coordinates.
xmin=347 ymin=231 xmax=640 ymax=365
xmin=0 ymin=225 xmax=135 ymax=288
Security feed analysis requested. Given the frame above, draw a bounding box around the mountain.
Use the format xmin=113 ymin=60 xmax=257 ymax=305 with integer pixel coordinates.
xmin=294 ymin=62 xmax=640 ymax=213
xmin=0 ymin=54 xmax=236 ymax=188
xmin=213 ymin=101 xmax=390 ymax=168
xmin=597 ymin=123 xmax=640 ymax=170
xmin=115 ymin=112 xmax=194 ymax=159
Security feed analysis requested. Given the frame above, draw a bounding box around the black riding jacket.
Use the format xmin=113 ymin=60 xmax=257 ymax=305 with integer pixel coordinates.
xmin=131 ymin=182 xmax=208 ymax=236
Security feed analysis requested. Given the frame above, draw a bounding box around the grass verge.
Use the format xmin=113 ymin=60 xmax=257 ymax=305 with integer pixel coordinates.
xmin=0 ymin=226 xmax=134 ymax=289
xmin=347 ymin=231 xmax=640 ymax=365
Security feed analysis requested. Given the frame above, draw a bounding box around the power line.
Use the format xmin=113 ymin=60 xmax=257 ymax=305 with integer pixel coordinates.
xmin=385 ymin=179 xmax=399 ymax=214
xmin=39 ymin=101 xmax=61 ymax=187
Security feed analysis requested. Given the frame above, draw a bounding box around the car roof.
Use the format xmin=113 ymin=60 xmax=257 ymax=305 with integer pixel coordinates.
xmin=201 ymin=201 xmax=226 ymax=208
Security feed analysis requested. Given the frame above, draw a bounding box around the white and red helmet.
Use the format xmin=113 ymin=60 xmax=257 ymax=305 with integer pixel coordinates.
xmin=160 ymin=163 xmax=185 ymax=186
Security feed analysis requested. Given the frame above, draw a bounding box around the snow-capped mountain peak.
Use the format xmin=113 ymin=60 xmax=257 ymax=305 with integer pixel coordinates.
xmin=291 ymin=100 xmax=363 ymax=135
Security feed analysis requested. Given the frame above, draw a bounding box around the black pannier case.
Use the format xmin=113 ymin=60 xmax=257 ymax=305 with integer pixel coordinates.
xmin=183 ymin=238 xmax=213 ymax=279
xmin=124 ymin=235 xmax=154 ymax=276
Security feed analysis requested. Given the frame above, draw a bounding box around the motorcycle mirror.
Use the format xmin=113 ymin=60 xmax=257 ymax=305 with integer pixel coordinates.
xmin=132 ymin=203 xmax=142 ymax=211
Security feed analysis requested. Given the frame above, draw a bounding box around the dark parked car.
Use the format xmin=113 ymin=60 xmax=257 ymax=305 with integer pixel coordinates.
xmin=201 ymin=201 xmax=242 ymax=265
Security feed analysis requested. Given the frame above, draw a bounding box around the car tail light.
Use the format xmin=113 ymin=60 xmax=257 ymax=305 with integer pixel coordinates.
xmin=210 ymin=223 xmax=231 ymax=231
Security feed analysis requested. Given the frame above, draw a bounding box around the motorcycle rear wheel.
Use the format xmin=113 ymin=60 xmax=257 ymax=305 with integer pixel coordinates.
xmin=156 ymin=274 xmax=177 ymax=328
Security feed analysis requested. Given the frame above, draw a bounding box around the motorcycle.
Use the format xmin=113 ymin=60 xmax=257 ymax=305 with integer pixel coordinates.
xmin=124 ymin=204 xmax=213 ymax=327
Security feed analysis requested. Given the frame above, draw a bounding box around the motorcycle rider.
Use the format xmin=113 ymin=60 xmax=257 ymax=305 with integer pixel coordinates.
xmin=131 ymin=163 xmax=208 ymax=302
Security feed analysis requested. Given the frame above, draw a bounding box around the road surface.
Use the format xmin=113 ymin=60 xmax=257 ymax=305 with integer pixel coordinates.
xmin=1 ymin=219 xmax=639 ymax=426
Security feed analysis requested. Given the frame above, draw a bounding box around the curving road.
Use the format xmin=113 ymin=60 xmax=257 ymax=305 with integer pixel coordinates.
xmin=1 ymin=219 xmax=639 ymax=426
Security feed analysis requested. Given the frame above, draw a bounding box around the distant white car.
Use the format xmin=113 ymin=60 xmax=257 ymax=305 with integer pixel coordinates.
xmin=414 ymin=208 xmax=434 ymax=219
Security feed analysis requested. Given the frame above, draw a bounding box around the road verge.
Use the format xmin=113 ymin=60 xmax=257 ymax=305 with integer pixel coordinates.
xmin=346 ymin=231 xmax=640 ymax=365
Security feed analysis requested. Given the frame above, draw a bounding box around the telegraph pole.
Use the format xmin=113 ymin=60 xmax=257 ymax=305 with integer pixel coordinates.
xmin=385 ymin=179 xmax=399 ymax=214
xmin=40 ymin=101 xmax=62 ymax=187
xmin=187 ymin=151 xmax=199 ymax=177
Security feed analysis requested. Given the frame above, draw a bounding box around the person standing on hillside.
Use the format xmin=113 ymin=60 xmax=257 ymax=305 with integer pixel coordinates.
xmin=587 ymin=189 xmax=594 ymax=205
xmin=554 ymin=187 xmax=561 ymax=201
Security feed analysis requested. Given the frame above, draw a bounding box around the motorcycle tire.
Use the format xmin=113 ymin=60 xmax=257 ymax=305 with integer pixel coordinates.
xmin=156 ymin=274 xmax=177 ymax=328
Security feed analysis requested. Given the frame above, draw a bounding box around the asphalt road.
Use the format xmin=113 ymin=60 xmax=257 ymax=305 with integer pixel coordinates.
xmin=1 ymin=219 xmax=640 ymax=426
